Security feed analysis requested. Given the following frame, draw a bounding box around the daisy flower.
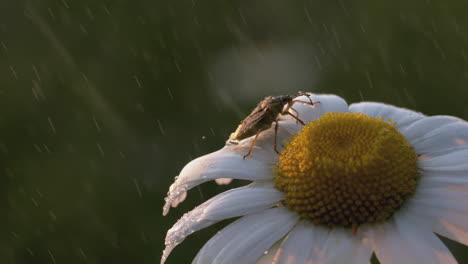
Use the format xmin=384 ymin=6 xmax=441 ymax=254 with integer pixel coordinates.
xmin=162 ymin=93 xmax=468 ymax=264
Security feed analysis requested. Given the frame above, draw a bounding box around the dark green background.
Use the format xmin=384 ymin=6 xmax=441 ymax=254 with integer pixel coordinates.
xmin=1 ymin=0 xmax=468 ymax=263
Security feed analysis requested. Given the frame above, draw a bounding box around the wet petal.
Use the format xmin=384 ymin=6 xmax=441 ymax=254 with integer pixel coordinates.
xmin=163 ymin=146 xmax=276 ymax=216
xmin=161 ymin=185 xmax=283 ymax=264
xmin=349 ymin=102 xmax=425 ymax=130
xmin=256 ymin=239 xmax=283 ymax=264
xmin=201 ymin=185 xmax=282 ymax=220
xmin=193 ymin=207 xmax=298 ymax=264
xmin=163 ymin=118 xmax=304 ymax=216
xmin=282 ymin=93 xmax=349 ymax=124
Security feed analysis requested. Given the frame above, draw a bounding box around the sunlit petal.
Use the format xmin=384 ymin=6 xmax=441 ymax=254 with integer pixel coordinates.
xmin=274 ymin=221 xmax=327 ymax=264
xmin=161 ymin=185 xmax=283 ymax=264
xmin=404 ymin=116 xmax=468 ymax=156
xmin=255 ymin=239 xmax=283 ymax=264
xmin=399 ymin=184 xmax=468 ymax=247
xmin=400 ymin=115 xmax=462 ymax=142
xmin=320 ymin=229 xmax=372 ymax=264
xmin=274 ymin=221 xmax=372 ymax=264
xmin=349 ymin=102 xmax=425 ymax=130
xmin=163 ymin=146 xmax=275 ymax=216
xmin=419 ymin=148 xmax=468 ymax=172
xmin=370 ymin=216 xmax=456 ymax=264
xmin=214 ymin=178 xmax=233 ymax=185
xmin=193 ymin=207 xmax=298 ymax=264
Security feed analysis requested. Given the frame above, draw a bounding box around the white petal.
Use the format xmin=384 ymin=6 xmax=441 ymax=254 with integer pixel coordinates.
xmin=274 ymin=221 xmax=327 ymax=264
xmin=170 ymin=191 xmax=187 ymax=208
xmin=417 ymin=167 xmax=468 ymax=193
xmin=405 ymin=117 xmax=468 ymax=156
xmin=433 ymin=220 xmax=468 ymax=246
xmin=421 ymin=171 xmax=468 ymax=193
xmin=274 ymin=222 xmax=372 ymax=264
xmin=400 ymin=115 xmax=462 ymax=142
xmin=419 ymin=148 xmax=468 ymax=172
xmin=395 ymin=216 xmax=457 ymax=264
xmin=202 ymin=187 xmax=283 ymax=220
xmin=368 ymin=221 xmax=417 ymax=264
xmin=399 ymin=207 xmax=468 ymax=248
xmin=399 ymin=188 xmax=468 ymax=246
xmin=281 ymin=93 xmax=349 ymax=124
xmin=406 ymin=185 xmax=468 ymax=224
xmin=256 ymin=239 xmax=284 ymax=264
xmin=370 ymin=217 xmax=456 ymax=264
xmin=410 ymin=197 xmax=468 ymax=222
xmin=163 ymin=146 xmax=275 ymax=216
xmin=161 ymin=185 xmax=284 ymax=264
xmin=215 ymin=178 xmax=233 ymax=185
xmin=321 ymin=229 xmax=372 ymax=264
xmin=349 ymin=102 xmax=425 ymax=130
xmin=193 ymin=207 xmax=298 ymax=264
xmin=402 ymin=198 xmax=468 ymax=245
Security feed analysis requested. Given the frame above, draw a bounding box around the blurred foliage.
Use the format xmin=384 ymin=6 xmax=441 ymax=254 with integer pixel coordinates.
xmin=1 ymin=0 xmax=468 ymax=263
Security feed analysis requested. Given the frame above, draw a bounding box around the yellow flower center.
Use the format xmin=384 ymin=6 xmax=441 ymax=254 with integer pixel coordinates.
xmin=274 ymin=112 xmax=419 ymax=229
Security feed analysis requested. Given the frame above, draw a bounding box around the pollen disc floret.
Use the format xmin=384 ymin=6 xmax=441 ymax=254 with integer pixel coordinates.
xmin=274 ymin=112 xmax=419 ymax=228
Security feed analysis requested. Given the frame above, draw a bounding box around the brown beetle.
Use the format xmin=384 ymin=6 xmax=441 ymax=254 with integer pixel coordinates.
xmin=229 ymin=92 xmax=317 ymax=159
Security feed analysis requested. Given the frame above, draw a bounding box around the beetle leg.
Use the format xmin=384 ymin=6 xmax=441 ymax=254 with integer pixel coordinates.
xmin=243 ymin=130 xmax=262 ymax=159
xmin=283 ymin=102 xmax=301 ymax=123
xmin=274 ymin=120 xmax=280 ymax=154
xmin=289 ymin=106 xmax=299 ymax=116
xmin=286 ymin=111 xmax=306 ymax=125
xmin=288 ymin=107 xmax=301 ymax=124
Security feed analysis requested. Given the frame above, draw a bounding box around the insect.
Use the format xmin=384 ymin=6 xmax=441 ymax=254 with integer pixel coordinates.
xmin=228 ymin=92 xmax=318 ymax=159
